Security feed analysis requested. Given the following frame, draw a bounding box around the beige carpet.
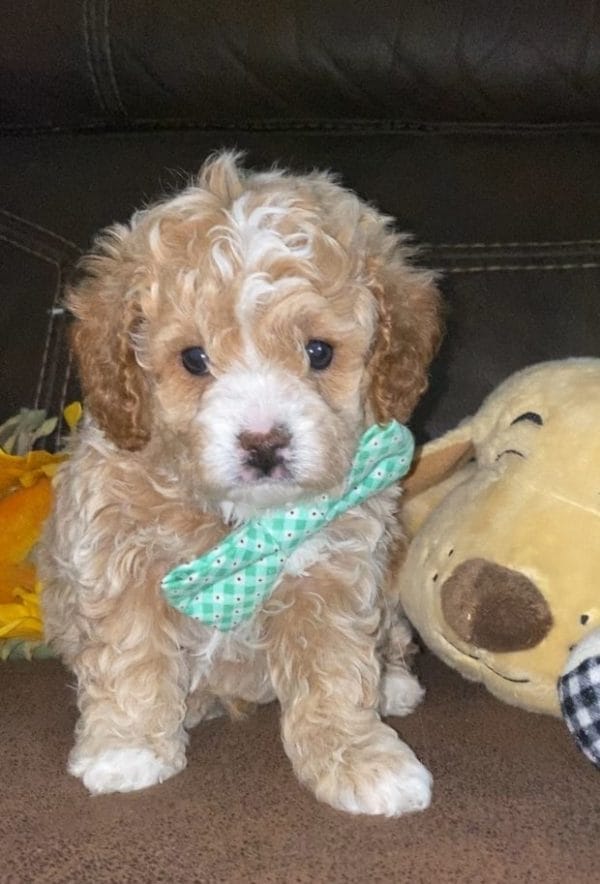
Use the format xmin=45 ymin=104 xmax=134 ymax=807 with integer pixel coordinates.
xmin=2 ymin=653 xmax=598 ymax=883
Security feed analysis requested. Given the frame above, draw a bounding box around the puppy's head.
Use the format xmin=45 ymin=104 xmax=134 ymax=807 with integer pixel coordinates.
xmin=69 ymin=152 xmax=442 ymax=509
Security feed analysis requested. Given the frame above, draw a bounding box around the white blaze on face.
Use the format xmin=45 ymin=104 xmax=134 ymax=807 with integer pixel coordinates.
xmin=195 ymin=193 xmax=336 ymax=501
xmin=197 ymin=365 xmax=332 ymax=501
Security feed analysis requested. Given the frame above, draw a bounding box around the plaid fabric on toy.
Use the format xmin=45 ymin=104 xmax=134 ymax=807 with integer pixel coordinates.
xmin=162 ymin=420 xmax=414 ymax=631
xmin=558 ymin=655 xmax=600 ymax=768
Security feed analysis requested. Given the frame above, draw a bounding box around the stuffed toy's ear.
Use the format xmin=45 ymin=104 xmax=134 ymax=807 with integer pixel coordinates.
xmin=402 ymin=422 xmax=476 ymax=536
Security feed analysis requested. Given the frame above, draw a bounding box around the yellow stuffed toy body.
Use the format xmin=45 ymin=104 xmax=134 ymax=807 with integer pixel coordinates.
xmin=400 ymin=359 xmax=600 ymax=716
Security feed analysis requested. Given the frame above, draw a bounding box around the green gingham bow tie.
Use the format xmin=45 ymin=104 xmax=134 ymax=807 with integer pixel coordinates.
xmin=162 ymin=421 xmax=414 ymax=631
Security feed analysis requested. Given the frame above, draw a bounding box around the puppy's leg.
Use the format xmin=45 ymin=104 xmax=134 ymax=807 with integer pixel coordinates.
xmin=264 ymin=569 xmax=432 ymax=817
xmin=379 ymin=615 xmax=426 ymax=718
xmin=61 ymin=578 xmax=188 ymax=796
xmin=378 ymin=535 xmax=426 ymax=718
xmin=184 ymin=686 xmax=225 ymax=728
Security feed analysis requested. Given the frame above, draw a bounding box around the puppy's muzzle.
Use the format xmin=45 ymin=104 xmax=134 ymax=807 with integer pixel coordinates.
xmin=238 ymin=426 xmax=292 ymax=478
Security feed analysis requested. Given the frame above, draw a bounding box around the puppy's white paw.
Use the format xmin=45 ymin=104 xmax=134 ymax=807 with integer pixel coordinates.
xmin=380 ymin=668 xmax=425 ymax=717
xmin=69 ymin=746 xmax=183 ymax=795
xmin=314 ymin=731 xmax=432 ymax=817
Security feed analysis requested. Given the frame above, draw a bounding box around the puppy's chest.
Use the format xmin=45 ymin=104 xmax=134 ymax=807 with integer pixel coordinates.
xmin=221 ymin=487 xmax=399 ymax=576
xmin=174 ymin=487 xmax=400 ymax=661
xmin=283 ymin=497 xmax=396 ymax=577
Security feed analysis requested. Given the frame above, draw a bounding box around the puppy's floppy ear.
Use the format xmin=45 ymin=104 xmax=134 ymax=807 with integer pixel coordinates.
xmin=67 ymin=231 xmax=151 ymax=451
xmin=366 ymin=250 xmax=443 ymax=424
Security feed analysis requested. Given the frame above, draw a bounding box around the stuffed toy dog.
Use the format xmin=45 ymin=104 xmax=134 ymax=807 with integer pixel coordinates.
xmin=399 ymin=359 xmax=600 ymax=736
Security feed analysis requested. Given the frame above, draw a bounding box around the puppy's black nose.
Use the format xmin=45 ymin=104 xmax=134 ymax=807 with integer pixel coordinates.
xmin=238 ymin=427 xmax=291 ymax=476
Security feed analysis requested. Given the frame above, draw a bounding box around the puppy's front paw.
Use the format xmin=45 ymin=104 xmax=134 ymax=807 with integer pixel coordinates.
xmin=314 ymin=728 xmax=432 ymax=817
xmin=380 ymin=668 xmax=425 ymax=717
xmin=69 ymin=746 xmax=184 ymax=795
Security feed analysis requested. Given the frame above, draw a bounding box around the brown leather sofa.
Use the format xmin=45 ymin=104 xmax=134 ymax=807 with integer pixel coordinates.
xmin=2 ymin=3 xmax=599 ymax=881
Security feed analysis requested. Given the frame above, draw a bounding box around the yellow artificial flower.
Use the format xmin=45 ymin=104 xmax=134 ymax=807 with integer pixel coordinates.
xmin=0 ymin=403 xmax=81 ymax=648
xmin=0 ymin=582 xmax=43 ymax=640
xmin=0 ymin=449 xmax=67 ymax=494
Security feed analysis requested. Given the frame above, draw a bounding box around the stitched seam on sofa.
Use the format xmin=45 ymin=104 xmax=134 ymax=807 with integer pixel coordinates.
xmin=426 ymin=238 xmax=600 ymax=250
xmin=437 ymin=262 xmax=600 ymax=274
xmin=82 ymin=0 xmax=126 ymax=118
xmin=0 ymin=233 xmax=60 ymax=412
xmin=0 ymin=231 xmax=74 ymax=418
xmin=34 ymin=265 xmax=64 ymax=413
xmin=0 ymin=232 xmax=59 ymax=266
xmin=82 ymin=0 xmax=108 ymax=115
xmin=422 ymin=240 xmax=600 ymax=270
xmin=101 ymin=0 xmax=126 ymax=116
xmin=0 ymin=217 xmax=76 ymax=435
xmin=0 ymin=210 xmax=81 ymax=253
xmin=427 ymin=250 xmax=600 ymax=265
xmin=425 ymin=242 xmax=600 ymax=256
xmin=121 ymin=119 xmax=600 ymax=135
xmin=3 ymin=119 xmax=600 ymax=136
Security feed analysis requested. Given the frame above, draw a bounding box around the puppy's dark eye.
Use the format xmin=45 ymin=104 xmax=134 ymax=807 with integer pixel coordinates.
xmin=306 ymin=340 xmax=333 ymax=370
xmin=511 ymin=412 xmax=543 ymax=426
xmin=181 ymin=346 xmax=209 ymax=376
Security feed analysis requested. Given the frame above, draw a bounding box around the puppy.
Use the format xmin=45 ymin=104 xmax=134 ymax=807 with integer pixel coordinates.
xmin=39 ymin=152 xmax=442 ymax=816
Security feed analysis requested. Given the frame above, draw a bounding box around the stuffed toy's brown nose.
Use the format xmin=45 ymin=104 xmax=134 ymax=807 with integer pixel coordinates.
xmin=440 ymin=558 xmax=553 ymax=653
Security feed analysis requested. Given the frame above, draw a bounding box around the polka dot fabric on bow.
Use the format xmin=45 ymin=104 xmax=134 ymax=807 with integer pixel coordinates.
xmin=161 ymin=421 xmax=414 ymax=630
